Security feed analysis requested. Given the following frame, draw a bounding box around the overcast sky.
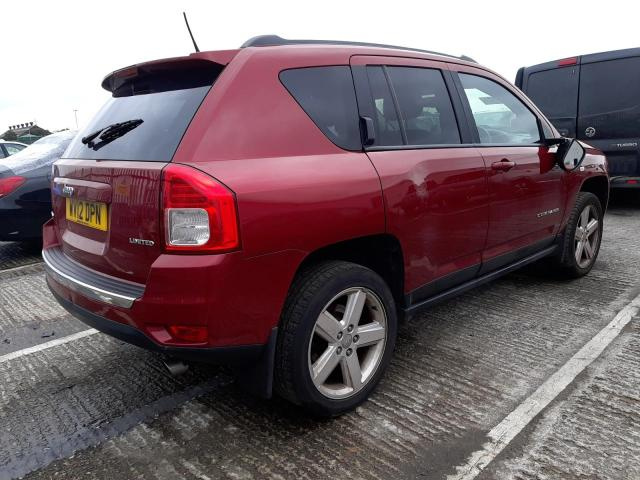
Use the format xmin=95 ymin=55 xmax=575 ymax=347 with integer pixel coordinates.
xmin=2 ymin=0 xmax=638 ymax=133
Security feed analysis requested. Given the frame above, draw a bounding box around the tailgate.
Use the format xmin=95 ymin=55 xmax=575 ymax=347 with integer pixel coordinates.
xmin=52 ymin=160 xmax=166 ymax=284
xmin=49 ymin=57 xmax=227 ymax=284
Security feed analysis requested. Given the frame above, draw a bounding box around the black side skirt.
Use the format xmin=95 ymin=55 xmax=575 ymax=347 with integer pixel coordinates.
xmin=404 ymin=244 xmax=558 ymax=315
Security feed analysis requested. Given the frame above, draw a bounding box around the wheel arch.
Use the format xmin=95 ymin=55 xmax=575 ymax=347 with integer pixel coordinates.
xmin=580 ymin=175 xmax=609 ymax=211
xmin=293 ymin=234 xmax=406 ymax=313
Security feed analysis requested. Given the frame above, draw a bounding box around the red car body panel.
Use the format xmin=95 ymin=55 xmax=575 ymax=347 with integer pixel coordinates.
xmin=44 ymin=44 xmax=608 ymax=356
xmin=366 ymin=148 xmax=489 ymax=292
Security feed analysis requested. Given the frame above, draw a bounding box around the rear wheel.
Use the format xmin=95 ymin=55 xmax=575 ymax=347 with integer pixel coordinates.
xmin=275 ymin=261 xmax=397 ymax=416
xmin=552 ymin=192 xmax=603 ymax=278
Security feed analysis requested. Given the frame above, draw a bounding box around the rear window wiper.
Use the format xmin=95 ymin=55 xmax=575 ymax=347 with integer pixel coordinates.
xmin=81 ymin=119 xmax=144 ymax=150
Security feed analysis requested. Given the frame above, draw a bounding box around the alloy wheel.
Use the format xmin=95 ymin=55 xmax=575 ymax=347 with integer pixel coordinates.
xmin=574 ymin=204 xmax=600 ymax=269
xmin=307 ymin=287 xmax=387 ymax=399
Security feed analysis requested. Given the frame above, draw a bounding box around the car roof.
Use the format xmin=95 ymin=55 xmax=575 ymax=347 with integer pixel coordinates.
xmin=240 ymin=35 xmax=477 ymax=63
xmin=103 ymin=37 xmax=505 ymax=93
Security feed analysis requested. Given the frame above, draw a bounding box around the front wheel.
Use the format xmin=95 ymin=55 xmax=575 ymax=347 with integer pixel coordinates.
xmin=274 ymin=261 xmax=397 ymax=416
xmin=552 ymin=192 xmax=603 ymax=278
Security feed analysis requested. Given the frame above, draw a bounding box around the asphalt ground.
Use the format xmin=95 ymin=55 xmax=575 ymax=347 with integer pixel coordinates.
xmin=1 ymin=192 xmax=639 ymax=480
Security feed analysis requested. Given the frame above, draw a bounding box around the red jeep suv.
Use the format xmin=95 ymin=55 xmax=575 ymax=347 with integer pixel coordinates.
xmin=44 ymin=36 xmax=608 ymax=416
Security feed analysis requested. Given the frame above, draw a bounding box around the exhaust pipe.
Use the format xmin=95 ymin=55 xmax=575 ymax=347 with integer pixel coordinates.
xmin=162 ymin=357 xmax=189 ymax=376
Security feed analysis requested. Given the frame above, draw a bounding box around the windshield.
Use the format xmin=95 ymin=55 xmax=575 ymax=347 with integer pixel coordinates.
xmin=0 ymin=131 xmax=76 ymax=175
xmin=64 ymin=62 xmax=223 ymax=162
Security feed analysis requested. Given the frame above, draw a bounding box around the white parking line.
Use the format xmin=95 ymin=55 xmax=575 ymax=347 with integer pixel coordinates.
xmin=0 ymin=261 xmax=43 ymax=277
xmin=449 ymin=292 xmax=640 ymax=480
xmin=0 ymin=329 xmax=98 ymax=365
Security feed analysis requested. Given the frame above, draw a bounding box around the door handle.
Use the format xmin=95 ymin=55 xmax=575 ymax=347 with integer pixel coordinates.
xmin=491 ymin=159 xmax=516 ymax=172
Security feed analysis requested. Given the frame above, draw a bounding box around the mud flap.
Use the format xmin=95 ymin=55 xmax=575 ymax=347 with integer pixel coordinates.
xmin=232 ymin=327 xmax=278 ymax=399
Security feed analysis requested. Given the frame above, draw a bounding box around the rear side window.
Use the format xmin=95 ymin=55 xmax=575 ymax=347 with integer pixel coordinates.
xmin=526 ymin=67 xmax=578 ymax=137
xmin=578 ymin=57 xmax=640 ymax=139
xmin=280 ymin=66 xmax=361 ymax=150
xmin=386 ymin=67 xmax=461 ymax=146
xmin=64 ymin=61 xmax=223 ymax=161
xmin=460 ymin=73 xmax=540 ymax=145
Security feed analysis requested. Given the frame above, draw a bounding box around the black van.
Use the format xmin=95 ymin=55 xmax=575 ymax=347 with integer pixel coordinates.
xmin=516 ymin=48 xmax=640 ymax=188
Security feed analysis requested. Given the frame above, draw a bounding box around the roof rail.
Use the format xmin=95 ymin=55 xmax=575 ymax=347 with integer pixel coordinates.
xmin=241 ymin=35 xmax=476 ymax=63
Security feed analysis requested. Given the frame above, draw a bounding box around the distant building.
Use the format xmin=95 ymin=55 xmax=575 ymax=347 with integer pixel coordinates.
xmin=1 ymin=122 xmax=52 ymax=144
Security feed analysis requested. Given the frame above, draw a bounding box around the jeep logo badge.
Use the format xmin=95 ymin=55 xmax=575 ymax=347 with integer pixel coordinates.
xmin=585 ymin=126 xmax=596 ymax=138
xmin=61 ymin=185 xmax=74 ymax=198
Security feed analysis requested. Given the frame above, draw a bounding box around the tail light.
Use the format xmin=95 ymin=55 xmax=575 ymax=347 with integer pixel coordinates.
xmin=161 ymin=164 xmax=240 ymax=253
xmin=0 ymin=176 xmax=26 ymax=198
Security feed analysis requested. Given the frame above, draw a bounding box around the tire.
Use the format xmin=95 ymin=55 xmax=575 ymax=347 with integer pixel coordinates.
xmin=552 ymin=192 xmax=603 ymax=278
xmin=274 ymin=261 xmax=397 ymax=416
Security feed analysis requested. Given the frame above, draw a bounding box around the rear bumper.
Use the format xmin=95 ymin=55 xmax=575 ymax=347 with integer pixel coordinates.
xmin=42 ymin=215 xmax=305 ymax=349
xmin=610 ymin=176 xmax=640 ymax=189
xmin=43 ymin=246 xmax=143 ymax=308
xmin=50 ymin=286 xmax=267 ymax=365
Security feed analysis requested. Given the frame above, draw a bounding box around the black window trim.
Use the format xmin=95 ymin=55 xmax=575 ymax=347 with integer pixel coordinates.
xmin=452 ymin=71 xmax=549 ymax=148
xmin=278 ymin=65 xmax=364 ymax=152
xmin=380 ymin=65 xmax=409 ymax=145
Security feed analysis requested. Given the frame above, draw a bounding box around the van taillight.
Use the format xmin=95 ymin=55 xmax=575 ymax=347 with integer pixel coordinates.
xmin=161 ymin=164 xmax=239 ymax=253
xmin=0 ymin=176 xmax=26 ymax=198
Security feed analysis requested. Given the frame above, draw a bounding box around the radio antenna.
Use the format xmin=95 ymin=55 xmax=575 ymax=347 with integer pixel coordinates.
xmin=183 ymin=12 xmax=200 ymax=52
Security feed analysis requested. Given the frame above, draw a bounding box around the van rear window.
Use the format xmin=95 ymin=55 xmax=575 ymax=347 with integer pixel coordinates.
xmin=526 ymin=66 xmax=579 ymax=137
xmin=64 ymin=62 xmax=223 ymax=162
xmin=527 ymin=67 xmax=578 ymax=119
xmin=578 ymin=57 xmax=640 ymax=138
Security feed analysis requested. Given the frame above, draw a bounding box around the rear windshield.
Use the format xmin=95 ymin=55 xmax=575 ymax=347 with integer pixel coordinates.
xmin=64 ymin=62 xmax=223 ymax=161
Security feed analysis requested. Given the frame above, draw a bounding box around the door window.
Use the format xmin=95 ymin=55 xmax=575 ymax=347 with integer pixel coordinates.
xmin=386 ymin=67 xmax=461 ymax=146
xmin=460 ymin=73 xmax=540 ymax=145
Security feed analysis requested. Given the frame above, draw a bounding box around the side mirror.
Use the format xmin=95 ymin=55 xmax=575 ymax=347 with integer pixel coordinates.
xmin=557 ymin=139 xmax=586 ymax=171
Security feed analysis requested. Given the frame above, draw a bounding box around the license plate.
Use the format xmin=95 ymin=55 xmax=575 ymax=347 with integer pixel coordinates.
xmin=66 ymin=198 xmax=108 ymax=231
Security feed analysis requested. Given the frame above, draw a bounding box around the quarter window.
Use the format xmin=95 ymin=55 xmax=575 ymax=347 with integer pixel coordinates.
xmin=280 ymin=66 xmax=362 ymax=151
xmin=386 ymin=67 xmax=461 ymax=146
xmin=460 ymin=73 xmax=540 ymax=145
